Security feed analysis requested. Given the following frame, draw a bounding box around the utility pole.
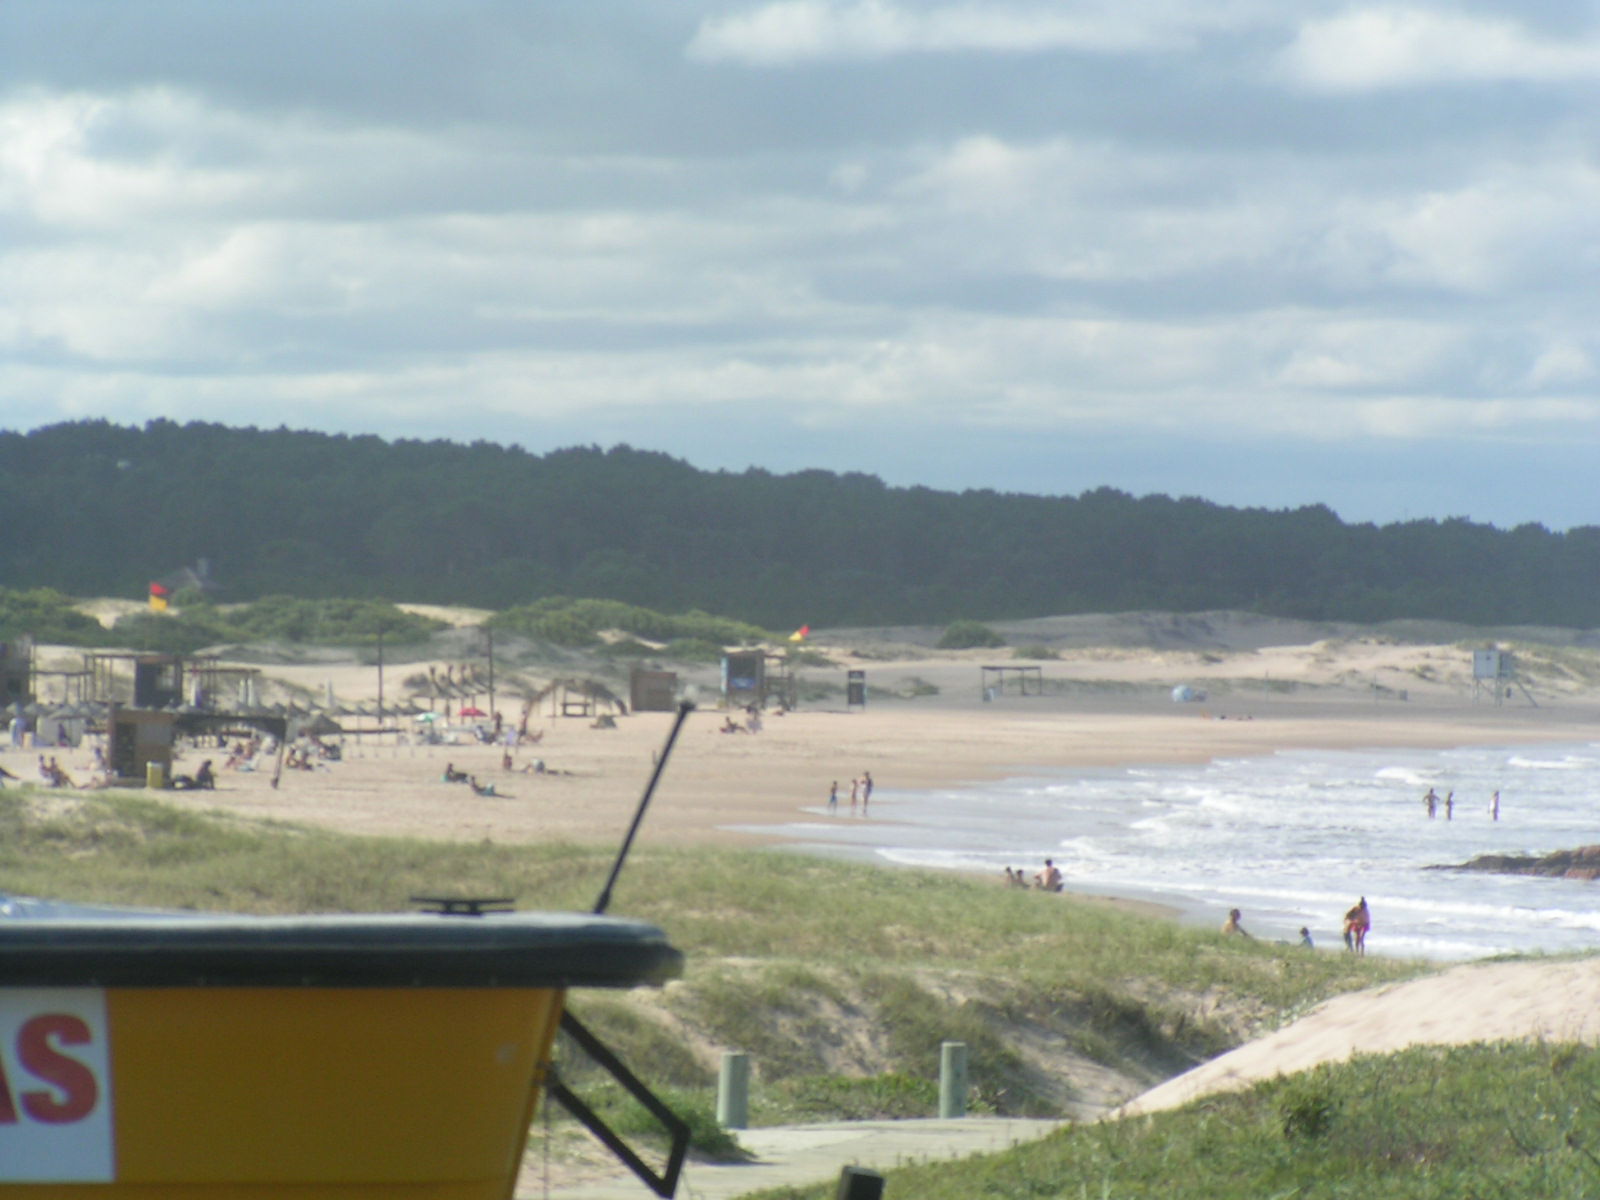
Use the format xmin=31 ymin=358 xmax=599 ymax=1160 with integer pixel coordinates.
xmin=486 ymin=625 xmax=495 ymax=720
xmin=376 ymin=626 xmax=385 ymax=726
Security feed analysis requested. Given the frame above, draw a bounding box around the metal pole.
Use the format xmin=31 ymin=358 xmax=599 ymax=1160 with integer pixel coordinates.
xmin=592 ymin=700 xmax=695 ymax=915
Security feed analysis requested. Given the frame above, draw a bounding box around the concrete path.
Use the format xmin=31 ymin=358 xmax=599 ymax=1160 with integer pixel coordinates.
xmin=517 ymin=1116 xmax=1067 ymax=1199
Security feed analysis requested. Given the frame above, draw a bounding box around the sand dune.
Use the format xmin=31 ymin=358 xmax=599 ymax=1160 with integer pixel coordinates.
xmin=1120 ymin=956 xmax=1600 ymax=1116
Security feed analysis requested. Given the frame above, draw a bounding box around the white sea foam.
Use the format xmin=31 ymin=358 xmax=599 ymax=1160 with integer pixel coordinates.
xmin=736 ymin=741 xmax=1600 ymax=961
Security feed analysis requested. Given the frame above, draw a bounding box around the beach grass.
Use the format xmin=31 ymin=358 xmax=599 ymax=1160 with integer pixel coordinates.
xmin=741 ymin=1041 xmax=1600 ymax=1199
xmin=1 ymin=785 xmax=1425 ymax=1131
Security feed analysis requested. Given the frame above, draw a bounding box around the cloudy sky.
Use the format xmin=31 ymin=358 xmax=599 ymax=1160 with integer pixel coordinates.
xmin=4 ymin=2 xmax=1599 ymax=530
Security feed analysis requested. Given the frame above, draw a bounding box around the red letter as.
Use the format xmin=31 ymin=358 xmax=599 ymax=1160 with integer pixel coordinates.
xmin=17 ymin=1015 xmax=98 ymax=1124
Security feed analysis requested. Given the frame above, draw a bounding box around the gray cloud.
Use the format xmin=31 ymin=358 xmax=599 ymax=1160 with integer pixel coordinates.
xmin=1 ymin=0 xmax=1597 ymax=532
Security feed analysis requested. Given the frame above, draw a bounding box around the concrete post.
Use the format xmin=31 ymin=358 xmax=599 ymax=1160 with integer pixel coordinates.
xmin=717 ymin=1051 xmax=750 ymax=1129
xmin=939 ymin=1040 xmax=968 ymax=1118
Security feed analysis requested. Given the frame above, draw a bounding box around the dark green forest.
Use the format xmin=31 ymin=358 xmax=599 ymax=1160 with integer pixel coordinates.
xmin=2 ymin=420 xmax=1596 ymax=629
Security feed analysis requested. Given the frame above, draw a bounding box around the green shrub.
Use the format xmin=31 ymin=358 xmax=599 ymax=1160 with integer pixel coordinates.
xmin=764 ymin=1073 xmax=939 ymax=1122
xmin=227 ymin=597 xmax=445 ymax=645
xmin=937 ymin=620 xmax=1005 ymax=650
xmin=662 ymin=638 xmax=725 ymax=664
xmin=490 ymin=598 xmax=770 ymax=649
xmin=0 ymin=588 xmax=110 ymax=646
xmin=109 ymin=608 xmax=241 ymax=653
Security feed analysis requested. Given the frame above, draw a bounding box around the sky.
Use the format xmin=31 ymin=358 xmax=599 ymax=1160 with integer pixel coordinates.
xmin=3 ymin=2 xmax=1600 ymax=531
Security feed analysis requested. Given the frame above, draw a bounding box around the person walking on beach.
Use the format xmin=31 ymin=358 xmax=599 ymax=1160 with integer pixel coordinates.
xmin=861 ymin=770 xmax=873 ymax=809
xmin=1343 ymin=898 xmax=1370 ymax=955
xmin=828 ymin=780 xmax=838 ymax=814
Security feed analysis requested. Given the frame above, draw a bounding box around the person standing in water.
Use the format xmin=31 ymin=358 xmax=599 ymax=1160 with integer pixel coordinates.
xmin=1343 ymin=897 xmax=1371 ymax=955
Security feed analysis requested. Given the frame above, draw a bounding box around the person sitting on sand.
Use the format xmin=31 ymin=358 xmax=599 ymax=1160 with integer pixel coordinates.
xmin=469 ymin=776 xmax=500 ymax=797
xmin=1343 ymin=897 xmax=1370 ymax=955
xmin=195 ymin=760 xmax=216 ymax=789
xmin=1221 ymin=908 xmax=1252 ymax=938
xmin=1298 ymin=927 xmax=1314 ymax=949
xmin=442 ymin=763 xmax=469 ymax=783
xmin=1033 ymin=859 xmax=1063 ymax=892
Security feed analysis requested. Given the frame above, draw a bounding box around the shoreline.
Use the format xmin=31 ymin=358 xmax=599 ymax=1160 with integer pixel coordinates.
xmin=7 ymin=697 xmax=1597 ymax=853
xmin=6 ymin=696 xmax=1600 ymax=961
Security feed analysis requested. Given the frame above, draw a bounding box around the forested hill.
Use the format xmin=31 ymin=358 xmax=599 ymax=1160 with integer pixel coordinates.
xmin=2 ymin=420 xmax=1597 ymax=630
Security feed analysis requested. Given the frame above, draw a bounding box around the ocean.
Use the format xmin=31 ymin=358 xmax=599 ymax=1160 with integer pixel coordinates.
xmin=733 ymin=741 xmax=1600 ymax=961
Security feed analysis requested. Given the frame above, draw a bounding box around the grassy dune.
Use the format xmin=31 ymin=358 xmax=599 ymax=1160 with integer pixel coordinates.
xmin=749 ymin=1041 xmax=1600 ymax=1199
xmin=2 ymin=786 xmax=1415 ymax=1110
xmin=22 ymin=783 xmax=1559 ymax=1195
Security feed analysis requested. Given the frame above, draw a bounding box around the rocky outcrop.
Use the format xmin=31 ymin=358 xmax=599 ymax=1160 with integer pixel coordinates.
xmin=1438 ymin=845 xmax=1600 ymax=881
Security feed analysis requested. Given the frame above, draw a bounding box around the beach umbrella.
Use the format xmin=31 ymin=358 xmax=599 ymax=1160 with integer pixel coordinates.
xmin=458 ymin=706 xmax=487 ymax=718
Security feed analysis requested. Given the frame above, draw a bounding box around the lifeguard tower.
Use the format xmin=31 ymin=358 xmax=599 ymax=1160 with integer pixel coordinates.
xmin=1472 ymin=647 xmax=1537 ymax=707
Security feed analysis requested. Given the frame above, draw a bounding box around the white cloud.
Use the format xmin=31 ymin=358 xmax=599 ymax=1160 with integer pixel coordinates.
xmin=1280 ymin=8 xmax=1600 ymax=92
xmin=0 ymin=89 xmax=276 ymax=229
xmin=687 ymin=0 xmax=1266 ymax=65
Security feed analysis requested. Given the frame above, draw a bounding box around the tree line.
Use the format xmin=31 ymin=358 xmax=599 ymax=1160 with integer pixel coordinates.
xmin=2 ymin=419 xmax=1597 ymax=630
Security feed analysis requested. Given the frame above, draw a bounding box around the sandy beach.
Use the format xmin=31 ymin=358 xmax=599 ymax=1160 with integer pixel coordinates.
xmin=12 ymin=615 xmax=1600 ymax=1118
xmin=15 ymin=615 xmax=1600 ymax=851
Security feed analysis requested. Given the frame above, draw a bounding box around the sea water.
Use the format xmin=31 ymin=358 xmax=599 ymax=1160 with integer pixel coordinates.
xmin=733 ymin=742 xmax=1600 ymax=961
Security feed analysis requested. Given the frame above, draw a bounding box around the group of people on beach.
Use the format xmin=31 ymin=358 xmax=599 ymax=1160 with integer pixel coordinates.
xmin=35 ymin=754 xmax=77 ymax=788
xmin=1423 ymin=786 xmax=1500 ymax=821
xmin=1001 ymin=859 xmax=1064 ymax=891
xmin=826 ymin=771 xmax=873 ymax=814
xmin=1220 ymin=897 xmax=1370 ymax=954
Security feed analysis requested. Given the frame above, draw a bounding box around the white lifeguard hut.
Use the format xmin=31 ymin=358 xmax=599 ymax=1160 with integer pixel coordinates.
xmin=1472 ymin=646 xmax=1536 ymax=707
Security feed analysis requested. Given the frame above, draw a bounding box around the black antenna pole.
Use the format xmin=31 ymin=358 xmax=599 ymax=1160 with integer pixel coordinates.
xmin=593 ymin=699 xmax=695 ymax=915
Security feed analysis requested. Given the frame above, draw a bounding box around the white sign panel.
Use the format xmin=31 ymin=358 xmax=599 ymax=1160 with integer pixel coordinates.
xmin=0 ymin=989 xmax=115 ymax=1181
